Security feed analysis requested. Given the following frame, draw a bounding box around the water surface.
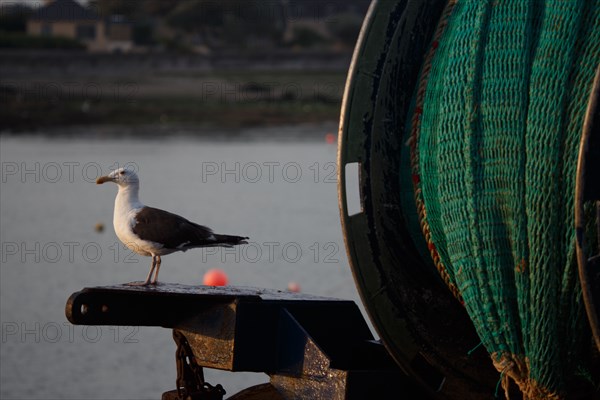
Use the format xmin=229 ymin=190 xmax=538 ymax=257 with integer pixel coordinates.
xmin=0 ymin=131 xmax=367 ymax=399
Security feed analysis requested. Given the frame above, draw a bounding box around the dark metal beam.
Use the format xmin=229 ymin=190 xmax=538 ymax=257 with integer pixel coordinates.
xmin=65 ymin=283 xmax=430 ymax=398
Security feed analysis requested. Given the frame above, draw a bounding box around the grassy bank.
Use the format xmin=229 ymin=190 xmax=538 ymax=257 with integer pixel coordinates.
xmin=1 ymin=70 xmax=346 ymax=132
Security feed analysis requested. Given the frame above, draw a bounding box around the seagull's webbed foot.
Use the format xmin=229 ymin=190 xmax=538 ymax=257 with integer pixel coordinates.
xmin=126 ymin=280 xmax=152 ymax=286
xmin=127 ymin=255 xmax=156 ymax=287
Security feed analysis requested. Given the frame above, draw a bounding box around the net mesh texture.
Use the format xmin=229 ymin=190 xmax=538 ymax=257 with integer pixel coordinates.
xmin=407 ymin=1 xmax=599 ymax=398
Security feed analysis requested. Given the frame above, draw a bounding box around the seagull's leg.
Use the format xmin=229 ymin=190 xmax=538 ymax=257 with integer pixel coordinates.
xmin=151 ymin=255 xmax=161 ymax=285
xmin=127 ymin=255 xmax=155 ymax=286
xmin=142 ymin=256 xmax=156 ymax=285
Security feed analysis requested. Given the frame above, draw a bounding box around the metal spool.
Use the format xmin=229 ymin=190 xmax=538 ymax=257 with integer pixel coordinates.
xmin=575 ymin=65 xmax=600 ymax=352
xmin=337 ymin=1 xmax=498 ymax=398
xmin=339 ymin=0 xmax=600 ymax=398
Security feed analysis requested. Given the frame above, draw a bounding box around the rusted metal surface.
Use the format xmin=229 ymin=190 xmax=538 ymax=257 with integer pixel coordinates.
xmin=226 ymin=383 xmax=283 ymax=400
xmin=66 ymin=283 xmax=426 ymax=398
xmin=178 ymin=304 xmax=238 ymax=370
xmin=575 ymin=65 xmax=600 ymax=351
xmin=170 ymin=330 xmax=226 ymax=400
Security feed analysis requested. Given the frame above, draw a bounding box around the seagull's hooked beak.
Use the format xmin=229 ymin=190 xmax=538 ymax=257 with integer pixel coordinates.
xmin=96 ymin=175 xmax=114 ymax=184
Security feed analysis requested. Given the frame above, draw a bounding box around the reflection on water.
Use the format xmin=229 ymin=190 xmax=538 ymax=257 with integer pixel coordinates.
xmin=0 ymin=130 xmax=367 ymax=399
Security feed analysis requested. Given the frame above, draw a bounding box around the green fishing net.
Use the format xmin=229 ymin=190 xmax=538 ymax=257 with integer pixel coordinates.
xmin=408 ymin=1 xmax=599 ymax=398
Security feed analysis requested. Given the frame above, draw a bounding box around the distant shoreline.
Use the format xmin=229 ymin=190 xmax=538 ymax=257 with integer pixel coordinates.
xmin=0 ymin=49 xmax=353 ymax=75
xmin=1 ymin=64 xmax=347 ymax=133
xmin=0 ymin=121 xmax=340 ymax=141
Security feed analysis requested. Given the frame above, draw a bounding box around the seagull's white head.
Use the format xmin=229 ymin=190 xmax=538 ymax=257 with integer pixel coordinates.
xmin=96 ymin=167 xmax=139 ymax=187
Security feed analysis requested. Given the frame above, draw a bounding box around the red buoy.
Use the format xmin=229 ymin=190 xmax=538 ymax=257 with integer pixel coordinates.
xmin=325 ymin=133 xmax=336 ymax=144
xmin=287 ymin=281 xmax=301 ymax=293
xmin=203 ymin=269 xmax=228 ymax=286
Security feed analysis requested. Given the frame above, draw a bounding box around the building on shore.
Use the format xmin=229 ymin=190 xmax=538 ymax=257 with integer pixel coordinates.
xmin=26 ymin=0 xmax=133 ymax=53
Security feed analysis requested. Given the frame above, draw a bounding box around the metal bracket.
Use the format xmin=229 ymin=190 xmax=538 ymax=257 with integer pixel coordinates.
xmin=66 ymin=284 xmax=428 ymax=399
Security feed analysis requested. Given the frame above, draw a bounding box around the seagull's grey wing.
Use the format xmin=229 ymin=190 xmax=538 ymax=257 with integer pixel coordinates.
xmin=132 ymin=207 xmax=216 ymax=249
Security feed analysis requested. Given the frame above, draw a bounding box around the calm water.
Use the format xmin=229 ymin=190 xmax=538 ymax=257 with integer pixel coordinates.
xmin=0 ymin=130 xmax=367 ymax=399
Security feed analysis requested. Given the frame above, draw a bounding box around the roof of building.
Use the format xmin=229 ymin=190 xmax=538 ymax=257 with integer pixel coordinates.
xmin=30 ymin=0 xmax=99 ymax=22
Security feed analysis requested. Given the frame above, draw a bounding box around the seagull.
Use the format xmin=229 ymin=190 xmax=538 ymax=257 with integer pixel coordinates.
xmin=96 ymin=168 xmax=248 ymax=286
